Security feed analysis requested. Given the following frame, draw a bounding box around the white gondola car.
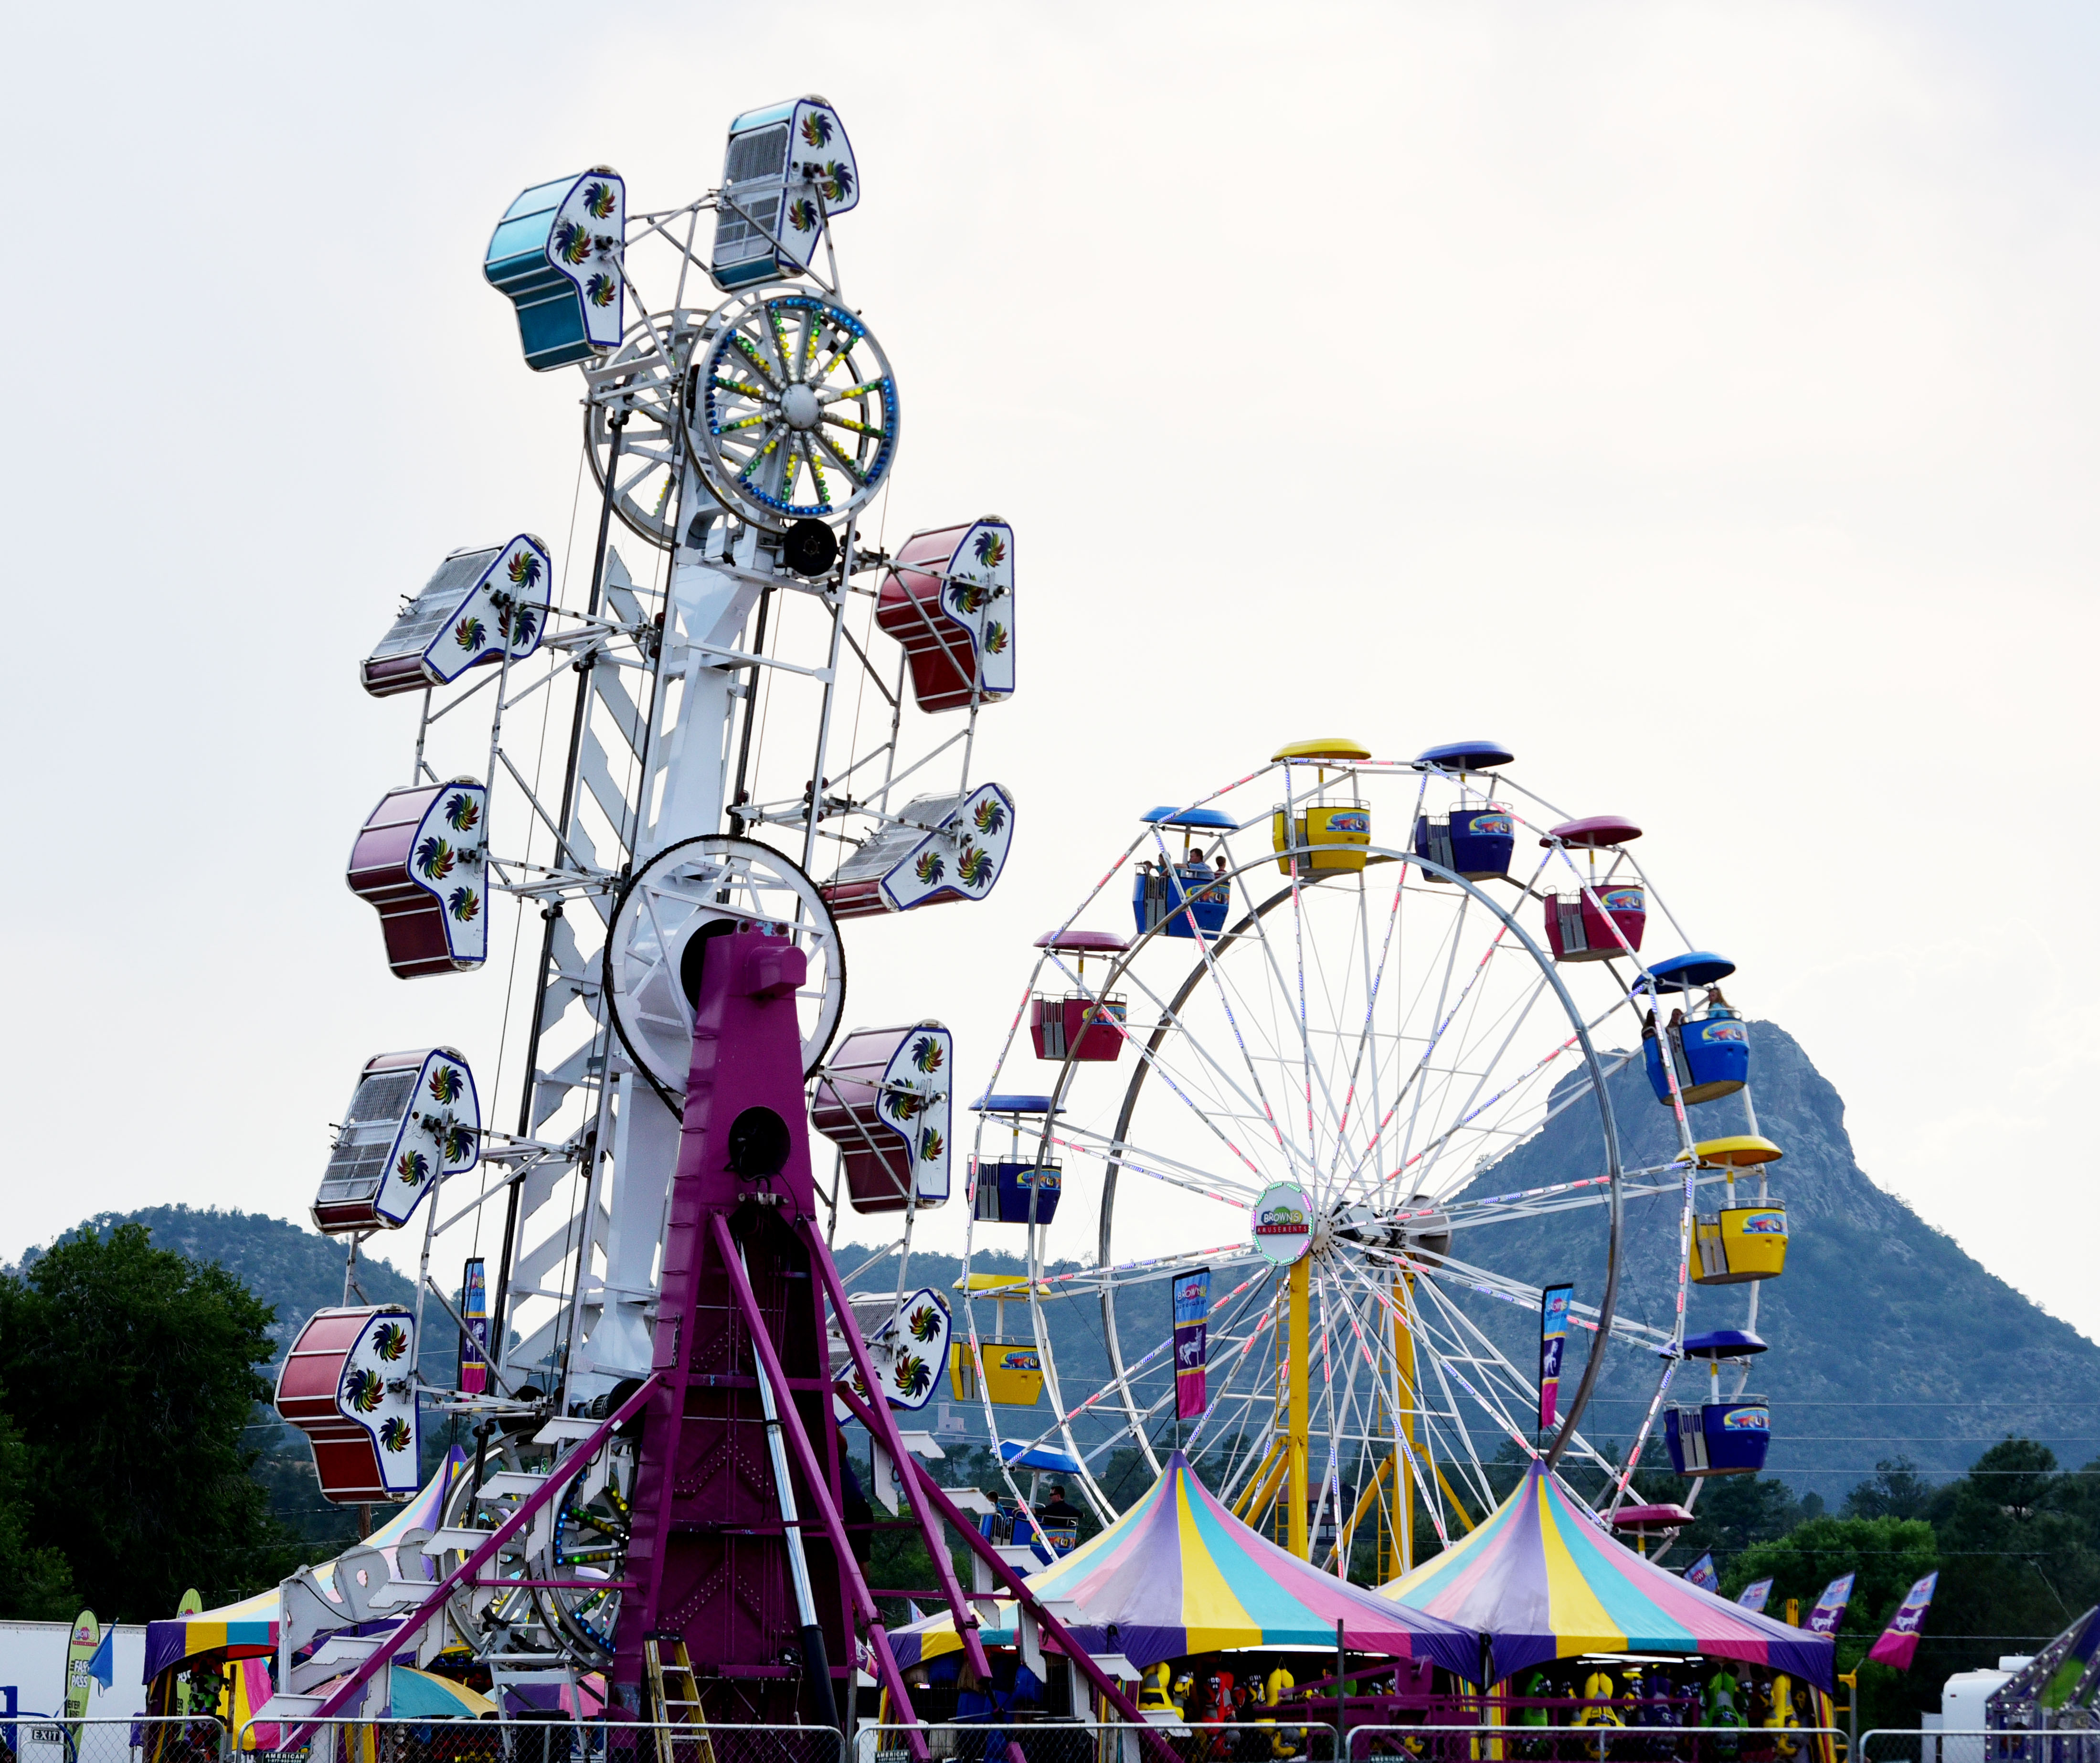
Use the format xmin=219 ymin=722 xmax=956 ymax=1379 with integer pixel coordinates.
xmin=312 ymin=1048 xmax=479 ymax=1233
xmin=811 ymin=1024 xmax=954 ymax=1212
xmin=361 ymin=536 xmax=552 ymax=698
xmin=820 ymin=784 xmax=1016 ymax=919
xmin=484 ymin=169 xmax=626 ymax=371
xmin=875 ymin=519 xmax=1016 ymax=713
xmin=711 ymin=96 xmax=859 ymax=291
xmin=859 ymin=1287 xmax=953 ymax=1413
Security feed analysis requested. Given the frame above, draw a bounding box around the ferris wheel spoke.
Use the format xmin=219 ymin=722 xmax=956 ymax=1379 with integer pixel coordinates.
xmin=1391 ymin=970 xmax=1554 ymax=1196
xmin=1399 ymin=1245 xmax=1670 ymax=1350
xmin=1143 ymin=835 xmax=1303 ymax=1166
xmin=1107 ymin=964 xmax=1309 ymax=1181
xmin=1389 ymin=1263 xmax=1615 ymax=1486
xmin=1231 ymin=881 xmax=1358 ymax=1177
xmin=1318 ymin=867 xmax=1408 ymax=1205
xmin=1397 ymin=1272 xmax=1543 ymax=1469
xmin=1055 ymin=1123 xmax=1263 ymax=1208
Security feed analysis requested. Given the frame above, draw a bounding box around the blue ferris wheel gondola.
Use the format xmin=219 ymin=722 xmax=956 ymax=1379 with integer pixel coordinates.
xmin=1135 ymin=806 xmax=1234 ymax=940
xmin=484 ymin=168 xmax=626 ymax=372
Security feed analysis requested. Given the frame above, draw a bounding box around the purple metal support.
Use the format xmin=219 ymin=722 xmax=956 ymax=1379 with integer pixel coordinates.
xmin=800 ymin=1216 xmax=997 ymax=1686
xmin=836 ymin=1384 xmax=1181 ymax=1763
xmin=614 ymin=919 xmax=857 ymax=1725
xmin=292 ymin=1372 xmax=662 ymax=1744
xmin=713 ymin=1214 xmax=927 ymax=1756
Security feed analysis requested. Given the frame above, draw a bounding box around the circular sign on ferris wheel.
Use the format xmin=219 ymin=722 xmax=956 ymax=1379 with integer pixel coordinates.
xmin=1250 ymin=1181 xmax=1314 ymax=1266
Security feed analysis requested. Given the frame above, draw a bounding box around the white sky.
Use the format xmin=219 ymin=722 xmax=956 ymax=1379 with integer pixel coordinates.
xmin=4 ymin=3 xmax=2097 ymax=1335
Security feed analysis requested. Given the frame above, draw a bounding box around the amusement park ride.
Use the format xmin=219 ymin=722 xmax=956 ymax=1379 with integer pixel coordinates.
xmin=264 ymin=93 xmax=1794 ymax=1739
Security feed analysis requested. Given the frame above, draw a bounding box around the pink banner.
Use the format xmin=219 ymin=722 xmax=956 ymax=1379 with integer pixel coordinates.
xmin=1866 ymin=1571 xmax=1939 ymax=1671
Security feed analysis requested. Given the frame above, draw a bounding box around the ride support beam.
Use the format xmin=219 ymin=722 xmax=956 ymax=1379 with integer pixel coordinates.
xmin=1230 ymin=1435 xmax=1287 ymax=1523
xmin=711 ymin=1216 xmax=927 ymax=1758
xmin=1330 ymin=1453 xmax=1393 ymax=1573
xmin=797 ymin=1214 xmax=996 ymax=1688
xmin=1287 ymin=1253 xmax=1310 ymax=1558
xmin=835 ymin=1384 xmax=1180 ymax=1763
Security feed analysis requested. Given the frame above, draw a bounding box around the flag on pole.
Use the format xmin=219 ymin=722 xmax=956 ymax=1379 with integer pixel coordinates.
xmin=86 ymin=1630 xmax=113 ymax=1692
xmin=460 ymin=1257 xmax=489 ymax=1395
xmin=1683 ymin=1552 xmax=1720 ymax=1593
xmin=1866 ymin=1572 xmax=1940 ymax=1671
xmin=1806 ymin=1571 xmax=1857 ymax=1635
xmin=1737 ymin=1577 xmax=1774 ymax=1613
xmin=1539 ymin=1284 xmax=1573 ymax=1430
xmin=1173 ymin=1268 xmax=1210 ymax=1420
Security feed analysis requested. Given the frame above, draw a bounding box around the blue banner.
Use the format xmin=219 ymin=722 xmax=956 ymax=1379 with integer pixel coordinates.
xmin=1539 ymin=1284 xmax=1573 ymax=1429
xmin=1174 ymin=1269 xmax=1210 ymax=1420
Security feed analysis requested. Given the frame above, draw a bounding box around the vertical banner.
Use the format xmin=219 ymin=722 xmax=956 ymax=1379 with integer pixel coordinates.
xmin=1539 ymin=1284 xmax=1573 ymax=1431
xmin=173 ymin=1591 xmax=202 ymax=1712
xmin=62 ymin=1610 xmax=98 ymax=1739
xmin=1866 ymin=1572 xmax=1940 ymax=1671
xmin=1173 ymin=1268 xmax=1211 ymax=1420
xmin=1683 ymin=1552 xmax=1720 ymax=1593
xmin=1737 ymin=1577 xmax=1774 ymax=1614
xmin=1806 ymin=1571 xmax=1857 ymax=1635
xmin=460 ymin=1257 xmax=489 ymax=1395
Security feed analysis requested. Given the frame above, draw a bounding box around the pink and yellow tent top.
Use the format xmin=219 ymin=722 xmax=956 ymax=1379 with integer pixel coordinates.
xmin=1378 ymin=1464 xmax=1833 ymax=1691
xmin=891 ymin=1451 xmax=1479 ymax=1679
xmin=142 ymin=1448 xmax=466 ymax=1684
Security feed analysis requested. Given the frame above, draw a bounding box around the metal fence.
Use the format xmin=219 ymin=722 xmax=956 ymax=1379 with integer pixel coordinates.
xmin=1346 ymin=1724 xmax=1843 ymax=1763
xmin=7 ymin=1717 xmax=231 ymax=1763
xmin=235 ymin=1721 xmax=842 ymax=1763
xmin=1861 ymin=1733 xmax=2100 ymax=1763
xmin=854 ymin=1722 xmax=1341 ymax=1763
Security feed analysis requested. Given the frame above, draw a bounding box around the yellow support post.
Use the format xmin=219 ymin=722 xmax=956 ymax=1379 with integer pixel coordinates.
xmin=1393 ymin=1274 xmax=1418 ymax=1578
xmin=1233 ymin=1436 xmax=1288 ymax=1521
xmin=1287 ymin=1254 xmax=1310 ymax=1558
xmin=1332 ymin=1452 xmax=1394 ymax=1571
xmin=1240 ymin=1444 xmax=1293 ymax=1536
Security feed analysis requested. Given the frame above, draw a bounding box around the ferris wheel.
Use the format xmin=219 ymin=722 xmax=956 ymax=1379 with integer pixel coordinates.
xmin=929 ymin=737 xmax=1785 ymax=1580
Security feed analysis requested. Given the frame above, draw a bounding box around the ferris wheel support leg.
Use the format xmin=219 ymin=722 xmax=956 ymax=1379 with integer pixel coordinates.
xmin=1287 ymin=1254 xmax=1311 ymax=1559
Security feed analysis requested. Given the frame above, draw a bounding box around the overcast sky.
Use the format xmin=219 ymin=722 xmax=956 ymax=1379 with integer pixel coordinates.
xmin=4 ymin=2 xmax=2097 ymax=1340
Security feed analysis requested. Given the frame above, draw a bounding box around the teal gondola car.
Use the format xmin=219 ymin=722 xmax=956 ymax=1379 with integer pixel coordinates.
xmin=484 ymin=169 xmax=626 ymax=372
xmin=711 ymin=96 xmax=859 ymax=292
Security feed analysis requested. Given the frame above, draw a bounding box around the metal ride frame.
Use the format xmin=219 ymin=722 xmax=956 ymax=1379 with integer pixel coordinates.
xmin=279 ymin=105 xmax=1072 ymax=1738
xmin=942 ymin=750 xmax=1778 ymax=1576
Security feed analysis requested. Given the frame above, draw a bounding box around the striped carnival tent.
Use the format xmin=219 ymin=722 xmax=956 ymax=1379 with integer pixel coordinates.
xmin=1378 ymin=1463 xmax=1833 ymax=1691
xmin=891 ymin=1450 xmax=1478 ymax=1680
xmin=142 ymin=1449 xmax=467 ymax=1741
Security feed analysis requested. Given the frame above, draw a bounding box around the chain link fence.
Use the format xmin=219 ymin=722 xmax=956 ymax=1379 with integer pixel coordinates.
xmin=6 ymin=1718 xmax=231 ymax=1763
xmin=1347 ymin=1723 xmax=1842 ymax=1763
xmin=855 ymin=1722 xmax=1341 ymax=1763
xmin=235 ymin=1722 xmax=841 ymax=1763
xmin=1860 ymin=1732 xmax=2100 ymax=1763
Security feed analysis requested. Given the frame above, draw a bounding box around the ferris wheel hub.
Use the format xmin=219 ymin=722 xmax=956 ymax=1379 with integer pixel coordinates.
xmin=780 ymin=383 xmax=821 ymax=429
